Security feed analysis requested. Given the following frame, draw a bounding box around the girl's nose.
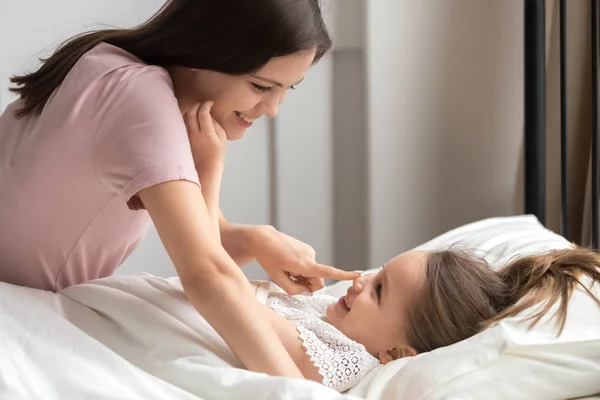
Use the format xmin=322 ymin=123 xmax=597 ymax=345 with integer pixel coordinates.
xmin=351 ymin=274 xmax=366 ymax=293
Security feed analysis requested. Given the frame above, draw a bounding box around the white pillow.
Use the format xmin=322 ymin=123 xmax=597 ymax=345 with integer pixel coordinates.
xmin=323 ymin=215 xmax=600 ymax=400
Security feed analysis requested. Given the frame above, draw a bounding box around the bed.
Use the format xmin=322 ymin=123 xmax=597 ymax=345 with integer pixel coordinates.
xmin=2 ymin=215 xmax=599 ymax=400
xmin=2 ymin=2 xmax=600 ymax=399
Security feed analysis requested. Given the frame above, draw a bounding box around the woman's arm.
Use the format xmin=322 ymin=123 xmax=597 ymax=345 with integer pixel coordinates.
xmin=184 ymin=102 xmax=225 ymax=238
xmin=199 ymin=171 xmax=222 ymax=239
xmin=138 ymin=180 xmax=303 ymax=378
xmin=219 ymin=210 xmax=261 ymax=266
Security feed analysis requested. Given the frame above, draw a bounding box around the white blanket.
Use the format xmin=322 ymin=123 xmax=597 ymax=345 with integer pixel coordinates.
xmin=0 ymin=274 xmax=359 ymax=400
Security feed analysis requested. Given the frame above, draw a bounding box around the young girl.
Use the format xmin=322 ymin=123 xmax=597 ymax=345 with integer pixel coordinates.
xmin=191 ymin=103 xmax=600 ymax=392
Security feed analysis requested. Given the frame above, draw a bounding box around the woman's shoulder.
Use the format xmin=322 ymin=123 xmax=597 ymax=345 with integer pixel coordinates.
xmin=73 ymin=42 xmax=172 ymax=93
xmin=87 ymin=42 xmax=144 ymax=64
xmin=80 ymin=42 xmax=148 ymax=73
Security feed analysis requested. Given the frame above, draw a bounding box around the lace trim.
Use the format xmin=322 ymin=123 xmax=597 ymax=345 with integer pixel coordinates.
xmin=267 ymin=294 xmax=380 ymax=392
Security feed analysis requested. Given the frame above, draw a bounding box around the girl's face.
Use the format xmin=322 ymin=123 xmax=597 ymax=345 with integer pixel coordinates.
xmin=326 ymin=250 xmax=428 ymax=363
xmin=168 ymin=50 xmax=316 ymax=140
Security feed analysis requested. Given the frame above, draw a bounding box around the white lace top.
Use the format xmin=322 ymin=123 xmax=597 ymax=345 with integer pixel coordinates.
xmin=266 ymin=292 xmax=380 ymax=392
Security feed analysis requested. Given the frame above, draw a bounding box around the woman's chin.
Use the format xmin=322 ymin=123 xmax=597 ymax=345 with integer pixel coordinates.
xmin=226 ymin=129 xmax=246 ymax=141
xmin=220 ymin=112 xmax=254 ymax=141
xmin=222 ymin=123 xmax=246 ymax=141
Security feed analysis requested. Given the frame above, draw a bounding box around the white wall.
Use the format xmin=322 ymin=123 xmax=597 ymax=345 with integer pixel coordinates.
xmin=329 ymin=0 xmax=369 ymax=272
xmin=366 ymin=0 xmax=525 ymax=267
xmin=328 ymin=0 xmax=364 ymax=51
xmin=275 ymin=56 xmax=334 ymax=267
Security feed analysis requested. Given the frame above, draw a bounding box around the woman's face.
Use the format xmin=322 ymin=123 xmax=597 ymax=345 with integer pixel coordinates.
xmin=169 ymin=50 xmax=316 ymax=140
xmin=325 ymin=250 xmax=428 ymax=363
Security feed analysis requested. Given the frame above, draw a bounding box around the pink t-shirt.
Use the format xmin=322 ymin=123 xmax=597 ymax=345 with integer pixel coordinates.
xmin=0 ymin=43 xmax=199 ymax=291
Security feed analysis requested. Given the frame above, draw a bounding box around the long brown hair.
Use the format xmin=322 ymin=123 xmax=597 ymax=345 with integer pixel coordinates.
xmin=9 ymin=0 xmax=332 ymax=119
xmin=407 ymin=247 xmax=600 ymax=354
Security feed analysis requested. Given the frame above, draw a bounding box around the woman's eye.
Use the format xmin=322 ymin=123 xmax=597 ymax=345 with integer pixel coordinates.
xmin=288 ymin=85 xmax=297 ymax=90
xmin=251 ymin=83 xmax=270 ymax=93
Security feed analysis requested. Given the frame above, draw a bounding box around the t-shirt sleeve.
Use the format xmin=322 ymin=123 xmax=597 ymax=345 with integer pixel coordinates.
xmin=93 ymin=66 xmax=199 ymax=210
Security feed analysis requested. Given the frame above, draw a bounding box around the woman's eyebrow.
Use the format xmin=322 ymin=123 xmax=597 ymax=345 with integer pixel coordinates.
xmin=252 ymin=75 xmax=304 ymax=88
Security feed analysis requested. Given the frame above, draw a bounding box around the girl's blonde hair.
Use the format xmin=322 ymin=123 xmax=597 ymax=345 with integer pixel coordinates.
xmin=407 ymin=247 xmax=600 ymax=353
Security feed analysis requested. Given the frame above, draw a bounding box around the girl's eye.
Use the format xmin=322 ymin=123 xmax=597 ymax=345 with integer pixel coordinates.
xmin=251 ymin=83 xmax=270 ymax=93
xmin=375 ymin=283 xmax=382 ymax=300
xmin=289 ymin=85 xmax=297 ymax=90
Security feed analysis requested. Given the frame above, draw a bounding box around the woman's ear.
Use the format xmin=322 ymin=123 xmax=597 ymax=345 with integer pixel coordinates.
xmin=378 ymin=346 xmax=417 ymax=364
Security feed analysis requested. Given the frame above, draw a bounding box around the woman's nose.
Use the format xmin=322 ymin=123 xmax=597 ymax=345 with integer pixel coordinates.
xmin=257 ymin=95 xmax=281 ymax=118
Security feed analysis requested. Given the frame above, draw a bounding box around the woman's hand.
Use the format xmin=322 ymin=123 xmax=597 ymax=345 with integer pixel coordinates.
xmin=184 ymin=101 xmax=227 ymax=234
xmin=184 ymin=101 xmax=227 ymax=178
xmin=248 ymin=226 xmax=360 ymax=294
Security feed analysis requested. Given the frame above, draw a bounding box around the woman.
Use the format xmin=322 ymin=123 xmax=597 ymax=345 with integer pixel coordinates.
xmin=0 ymin=0 xmax=358 ymax=379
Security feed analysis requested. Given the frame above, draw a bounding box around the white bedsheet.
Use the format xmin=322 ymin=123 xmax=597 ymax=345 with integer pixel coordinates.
xmin=0 ymin=274 xmax=357 ymax=400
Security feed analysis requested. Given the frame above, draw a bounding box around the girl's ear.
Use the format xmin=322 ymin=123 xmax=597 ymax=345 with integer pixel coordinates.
xmin=377 ymin=346 xmax=417 ymax=364
xmin=377 ymin=349 xmax=396 ymax=365
xmin=399 ymin=346 xmax=417 ymax=358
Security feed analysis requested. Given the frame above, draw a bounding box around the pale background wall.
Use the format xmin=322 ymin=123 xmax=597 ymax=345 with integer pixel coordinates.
xmin=365 ymin=0 xmax=525 ymax=266
xmin=0 ymin=0 xmax=528 ymax=278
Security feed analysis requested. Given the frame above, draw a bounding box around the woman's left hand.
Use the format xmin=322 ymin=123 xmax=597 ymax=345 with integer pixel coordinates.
xmin=248 ymin=226 xmax=360 ymax=295
xmin=184 ymin=101 xmax=227 ymax=177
